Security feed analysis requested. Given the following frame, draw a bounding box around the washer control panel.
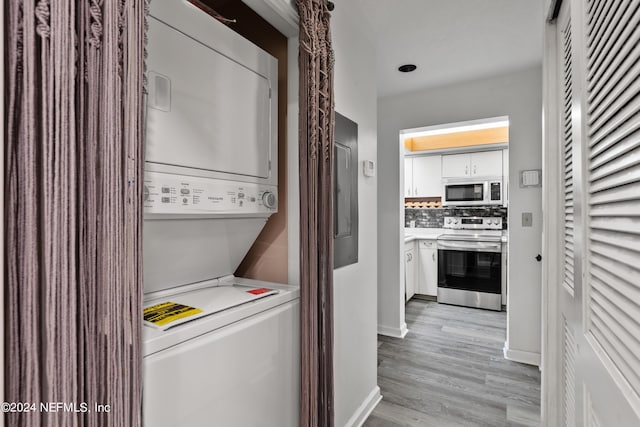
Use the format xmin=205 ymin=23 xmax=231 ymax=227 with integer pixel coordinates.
xmin=144 ymin=171 xmax=277 ymax=214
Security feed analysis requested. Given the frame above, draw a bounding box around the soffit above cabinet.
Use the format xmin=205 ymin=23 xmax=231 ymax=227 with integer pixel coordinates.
xmin=405 ymin=126 xmax=509 ymax=152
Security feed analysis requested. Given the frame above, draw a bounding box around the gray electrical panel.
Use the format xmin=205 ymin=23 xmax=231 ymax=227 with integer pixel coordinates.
xmin=334 ymin=112 xmax=358 ymax=269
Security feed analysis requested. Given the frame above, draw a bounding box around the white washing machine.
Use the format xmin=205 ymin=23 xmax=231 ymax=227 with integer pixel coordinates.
xmin=143 ymin=1 xmax=298 ymax=425
xmin=143 ymin=277 xmax=299 ymax=427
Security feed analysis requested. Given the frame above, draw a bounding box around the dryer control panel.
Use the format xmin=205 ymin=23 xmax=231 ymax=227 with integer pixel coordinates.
xmin=144 ymin=171 xmax=277 ymax=215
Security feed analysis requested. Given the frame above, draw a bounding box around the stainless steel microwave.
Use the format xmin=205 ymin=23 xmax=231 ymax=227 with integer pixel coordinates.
xmin=442 ymin=180 xmax=503 ymax=206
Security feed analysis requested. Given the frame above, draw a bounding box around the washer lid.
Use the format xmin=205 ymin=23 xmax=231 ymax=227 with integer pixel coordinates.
xmin=143 ymin=284 xmax=278 ymax=331
xmin=142 ymin=279 xmax=299 ymax=357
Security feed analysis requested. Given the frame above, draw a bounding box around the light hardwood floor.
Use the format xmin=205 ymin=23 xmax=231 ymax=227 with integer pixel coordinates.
xmin=364 ymin=300 xmax=541 ymax=427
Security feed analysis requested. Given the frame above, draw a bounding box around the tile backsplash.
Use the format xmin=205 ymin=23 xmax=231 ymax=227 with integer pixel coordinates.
xmin=405 ymin=206 xmax=508 ymax=229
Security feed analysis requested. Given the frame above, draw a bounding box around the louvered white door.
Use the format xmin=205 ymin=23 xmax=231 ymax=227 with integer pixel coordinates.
xmin=556 ymin=4 xmax=581 ymax=425
xmin=551 ymin=0 xmax=640 ymax=425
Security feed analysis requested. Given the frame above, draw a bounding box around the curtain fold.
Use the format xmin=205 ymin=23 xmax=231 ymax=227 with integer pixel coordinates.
xmin=297 ymin=1 xmax=335 ymax=426
xmin=4 ymin=1 xmax=147 ymax=425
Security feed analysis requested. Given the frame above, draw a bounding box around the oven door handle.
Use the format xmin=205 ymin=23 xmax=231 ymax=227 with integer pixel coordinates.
xmin=437 ymin=240 xmax=502 ymax=253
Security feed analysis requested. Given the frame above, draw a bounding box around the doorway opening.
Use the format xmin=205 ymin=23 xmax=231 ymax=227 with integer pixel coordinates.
xmin=401 ymin=116 xmax=510 ymax=312
xmin=367 ymin=116 xmax=541 ymax=426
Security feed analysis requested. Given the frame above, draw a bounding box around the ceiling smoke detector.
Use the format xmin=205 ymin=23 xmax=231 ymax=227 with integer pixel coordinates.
xmin=398 ymin=64 xmax=417 ymax=73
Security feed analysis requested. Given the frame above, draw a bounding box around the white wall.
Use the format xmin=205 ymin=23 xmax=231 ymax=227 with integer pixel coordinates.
xmin=377 ymin=66 xmax=543 ymax=363
xmin=331 ymin=2 xmax=381 ymax=425
xmin=270 ymin=2 xmax=380 ymax=423
xmin=287 ymin=35 xmax=300 ymax=287
xmin=280 ymin=3 xmax=379 ymax=425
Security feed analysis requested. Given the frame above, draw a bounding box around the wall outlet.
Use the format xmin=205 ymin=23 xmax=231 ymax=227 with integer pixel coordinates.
xmin=522 ymin=212 xmax=533 ymax=227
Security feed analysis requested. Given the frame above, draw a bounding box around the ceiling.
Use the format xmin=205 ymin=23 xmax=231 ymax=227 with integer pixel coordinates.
xmin=360 ymin=0 xmax=545 ymax=98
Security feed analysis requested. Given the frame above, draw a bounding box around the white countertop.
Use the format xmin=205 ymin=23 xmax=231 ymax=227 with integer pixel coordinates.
xmin=404 ymin=228 xmax=445 ymax=243
xmin=404 ymin=227 xmax=508 ymax=243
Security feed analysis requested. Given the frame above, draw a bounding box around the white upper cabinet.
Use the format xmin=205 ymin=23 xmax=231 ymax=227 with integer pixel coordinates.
xmin=441 ymin=153 xmax=471 ymax=178
xmin=413 ymin=156 xmax=442 ymax=198
xmin=470 ymin=151 xmax=503 ymax=177
xmin=442 ymin=150 xmax=503 ymax=179
xmin=405 ymin=155 xmax=442 ymax=198
xmin=404 ymin=158 xmax=413 ymax=197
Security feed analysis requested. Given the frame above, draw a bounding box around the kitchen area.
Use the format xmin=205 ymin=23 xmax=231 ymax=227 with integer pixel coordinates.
xmin=403 ymin=118 xmax=513 ymax=313
xmin=368 ymin=115 xmax=543 ymax=425
xmin=363 ymin=116 xmax=543 ymax=425
xmin=371 ymin=7 xmax=545 ymax=420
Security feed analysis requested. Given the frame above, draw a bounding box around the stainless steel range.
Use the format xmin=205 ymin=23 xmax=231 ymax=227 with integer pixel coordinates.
xmin=437 ymin=216 xmax=505 ymax=311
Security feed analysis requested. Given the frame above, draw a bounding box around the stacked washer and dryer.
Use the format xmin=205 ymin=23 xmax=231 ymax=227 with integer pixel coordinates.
xmin=142 ymin=1 xmax=298 ymax=426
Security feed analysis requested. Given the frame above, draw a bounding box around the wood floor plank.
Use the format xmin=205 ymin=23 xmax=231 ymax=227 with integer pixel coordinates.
xmin=364 ymin=300 xmax=541 ymax=427
xmin=506 ymin=404 xmax=541 ymax=426
xmin=366 ymin=400 xmax=471 ymax=427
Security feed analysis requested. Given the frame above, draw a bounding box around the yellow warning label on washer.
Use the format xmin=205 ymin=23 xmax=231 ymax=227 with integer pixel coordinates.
xmin=143 ymin=302 xmax=203 ymax=327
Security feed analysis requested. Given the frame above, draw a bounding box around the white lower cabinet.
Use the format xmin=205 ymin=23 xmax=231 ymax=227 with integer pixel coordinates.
xmin=404 ymin=243 xmax=416 ymax=302
xmin=417 ymin=240 xmax=438 ymax=297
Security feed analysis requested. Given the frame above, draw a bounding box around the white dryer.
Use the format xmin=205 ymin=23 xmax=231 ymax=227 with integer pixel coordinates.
xmin=142 ymin=1 xmax=298 ymax=426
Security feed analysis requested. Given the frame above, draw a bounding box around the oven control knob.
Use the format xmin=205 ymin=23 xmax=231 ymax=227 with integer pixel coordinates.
xmin=446 ymin=218 xmax=452 ymax=224
xmin=453 ymin=219 xmax=459 ymax=224
xmin=262 ymin=191 xmax=277 ymax=209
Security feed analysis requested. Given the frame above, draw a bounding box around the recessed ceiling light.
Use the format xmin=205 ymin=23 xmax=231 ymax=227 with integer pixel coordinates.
xmin=398 ymin=64 xmax=417 ymax=73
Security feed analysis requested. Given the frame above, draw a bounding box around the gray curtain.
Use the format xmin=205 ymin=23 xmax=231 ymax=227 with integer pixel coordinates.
xmin=297 ymin=0 xmax=335 ymax=425
xmin=4 ymin=1 xmax=146 ymax=425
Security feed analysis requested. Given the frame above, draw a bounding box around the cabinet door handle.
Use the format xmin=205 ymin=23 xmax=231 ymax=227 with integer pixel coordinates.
xmin=432 ymin=252 xmax=435 ymax=261
xmin=414 ymin=187 xmax=418 ymax=196
xmin=465 ymin=165 xmax=469 ymax=175
xmin=473 ymin=165 xmax=477 ymax=175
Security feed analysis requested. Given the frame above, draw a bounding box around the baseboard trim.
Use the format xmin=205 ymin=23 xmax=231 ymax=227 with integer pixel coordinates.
xmin=344 ymin=386 xmax=382 ymax=427
xmin=400 ymin=322 xmax=408 ymax=338
xmin=377 ymin=322 xmax=408 ymax=338
xmin=504 ymin=342 xmax=541 ymax=366
xmin=411 ymin=294 xmax=437 ymax=302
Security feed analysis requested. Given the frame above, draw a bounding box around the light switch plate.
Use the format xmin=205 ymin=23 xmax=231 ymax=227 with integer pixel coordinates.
xmin=522 ymin=212 xmax=533 ymax=227
xmin=363 ymin=160 xmax=376 ymax=177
